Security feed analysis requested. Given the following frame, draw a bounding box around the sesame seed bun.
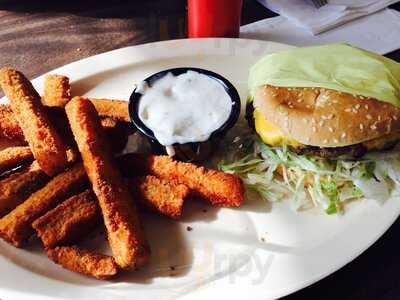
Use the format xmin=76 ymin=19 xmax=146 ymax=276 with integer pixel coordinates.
xmin=254 ymin=85 xmax=400 ymax=148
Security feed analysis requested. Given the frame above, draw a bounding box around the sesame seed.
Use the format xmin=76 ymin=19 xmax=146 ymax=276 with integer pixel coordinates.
xmin=328 ymin=127 xmax=334 ymax=133
xmin=327 ymin=114 xmax=334 ymax=119
xmin=378 ymin=115 xmax=381 ymax=121
xmin=359 ymin=124 xmax=364 ymax=130
xmin=341 ymin=132 xmax=347 ymax=139
xmin=345 ymin=108 xmax=352 ymax=113
xmin=355 ymin=104 xmax=361 ymax=109
xmin=371 ymin=124 xmax=377 ymax=130
xmin=365 ymin=105 xmax=369 ymax=110
xmin=306 ymin=137 xmax=311 ymax=142
xmin=323 ymin=139 xmax=328 ymax=144
xmin=359 ymin=95 xmax=365 ymax=99
xmin=312 ymin=126 xmax=317 ymax=132
xmin=263 ymin=91 xmax=267 ymax=96
xmin=394 ymin=115 xmax=398 ymax=120
xmin=366 ymin=114 xmax=372 ymax=120
xmin=306 ymin=105 xmax=311 ymax=109
xmin=319 ymin=120 xmax=324 ymax=126
xmin=297 ymin=98 xmax=303 ymax=103
xmin=333 ymin=139 xmax=339 ymax=143
xmin=311 ymin=118 xmax=316 ymax=124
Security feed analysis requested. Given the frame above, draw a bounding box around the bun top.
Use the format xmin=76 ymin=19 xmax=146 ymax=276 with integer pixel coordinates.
xmin=254 ymin=85 xmax=400 ymax=147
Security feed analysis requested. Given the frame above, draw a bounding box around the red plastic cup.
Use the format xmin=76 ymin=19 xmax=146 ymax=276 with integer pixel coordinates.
xmin=188 ymin=0 xmax=243 ymax=38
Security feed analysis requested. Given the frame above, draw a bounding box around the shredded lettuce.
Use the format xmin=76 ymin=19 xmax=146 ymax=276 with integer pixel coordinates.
xmin=218 ymin=134 xmax=400 ymax=215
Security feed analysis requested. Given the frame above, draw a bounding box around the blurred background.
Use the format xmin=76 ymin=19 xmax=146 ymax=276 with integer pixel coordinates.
xmin=0 ymin=0 xmax=276 ymax=79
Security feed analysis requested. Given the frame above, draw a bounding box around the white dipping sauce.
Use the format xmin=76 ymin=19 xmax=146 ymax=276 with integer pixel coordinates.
xmin=138 ymin=71 xmax=232 ymax=146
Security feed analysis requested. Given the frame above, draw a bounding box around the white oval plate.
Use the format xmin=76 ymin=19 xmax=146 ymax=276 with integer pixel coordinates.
xmin=1 ymin=38 xmax=399 ymax=300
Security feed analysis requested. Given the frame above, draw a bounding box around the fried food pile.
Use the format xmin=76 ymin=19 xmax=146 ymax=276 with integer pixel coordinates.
xmin=0 ymin=68 xmax=244 ymax=280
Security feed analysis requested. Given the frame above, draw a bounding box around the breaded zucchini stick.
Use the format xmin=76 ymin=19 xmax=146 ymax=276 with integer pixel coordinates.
xmin=128 ymin=176 xmax=188 ymax=219
xmin=33 ymin=175 xmax=188 ymax=250
xmin=32 ymin=190 xmax=100 ymax=249
xmin=0 ymin=104 xmax=24 ymax=142
xmin=65 ymin=97 xmax=150 ymax=270
xmin=0 ymin=161 xmax=50 ymax=217
xmin=0 ymin=68 xmax=67 ymax=175
xmin=0 ymin=163 xmax=87 ymax=247
xmin=89 ymin=98 xmax=129 ymax=122
xmin=0 ymin=146 xmax=33 ymax=174
xmin=42 ymin=74 xmax=71 ymax=108
xmin=0 ymin=103 xmax=127 ymax=142
xmin=47 ymin=246 xmax=118 ymax=280
xmin=118 ymin=154 xmax=245 ymax=207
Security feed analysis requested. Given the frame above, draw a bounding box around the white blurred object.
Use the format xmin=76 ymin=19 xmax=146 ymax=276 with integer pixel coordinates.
xmin=257 ymin=0 xmax=400 ymax=34
xmin=240 ymin=8 xmax=400 ymax=54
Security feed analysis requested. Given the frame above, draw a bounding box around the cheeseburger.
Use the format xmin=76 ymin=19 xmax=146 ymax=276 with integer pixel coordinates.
xmin=247 ymin=43 xmax=400 ymax=158
xmin=249 ymin=85 xmax=400 ymax=158
xmin=221 ymin=44 xmax=400 ymax=214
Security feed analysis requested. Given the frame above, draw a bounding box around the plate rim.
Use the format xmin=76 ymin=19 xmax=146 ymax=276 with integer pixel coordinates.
xmin=0 ymin=38 xmax=398 ymax=300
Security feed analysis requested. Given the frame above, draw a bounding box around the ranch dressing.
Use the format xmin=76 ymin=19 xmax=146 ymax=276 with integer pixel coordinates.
xmin=138 ymin=71 xmax=232 ymax=146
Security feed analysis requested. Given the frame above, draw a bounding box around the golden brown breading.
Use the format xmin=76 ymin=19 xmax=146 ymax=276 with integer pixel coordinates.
xmin=0 ymin=163 xmax=88 ymax=247
xmin=33 ymin=176 xmax=187 ymax=250
xmin=0 ymin=147 xmax=78 ymax=219
xmin=47 ymin=246 xmax=118 ymax=280
xmin=32 ymin=190 xmax=101 ymax=249
xmin=42 ymin=74 xmax=71 ymax=108
xmin=118 ymin=154 xmax=245 ymax=207
xmin=100 ymin=117 xmax=118 ymax=129
xmin=0 ymin=104 xmax=24 ymax=142
xmin=0 ymin=103 xmax=129 ymax=143
xmin=0 ymin=161 xmax=50 ymax=217
xmin=0 ymin=146 xmax=33 ymax=174
xmin=89 ymin=98 xmax=130 ymax=122
xmin=65 ymin=97 xmax=150 ymax=270
xmin=0 ymin=68 xmax=67 ymax=176
xmin=129 ymin=176 xmax=188 ymax=219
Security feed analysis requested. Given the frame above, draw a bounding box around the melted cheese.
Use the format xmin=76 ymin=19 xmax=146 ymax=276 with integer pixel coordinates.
xmin=254 ymin=108 xmax=303 ymax=148
xmin=254 ymin=108 xmax=400 ymax=151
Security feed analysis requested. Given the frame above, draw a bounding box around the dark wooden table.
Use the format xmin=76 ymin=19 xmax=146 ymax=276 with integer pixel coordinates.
xmin=1 ymin=0 xmax=400 ymax=298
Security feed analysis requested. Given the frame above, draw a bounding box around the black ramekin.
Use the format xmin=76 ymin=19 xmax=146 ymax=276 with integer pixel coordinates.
xmin=129 ymin=67 xmax=241 ymax=162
